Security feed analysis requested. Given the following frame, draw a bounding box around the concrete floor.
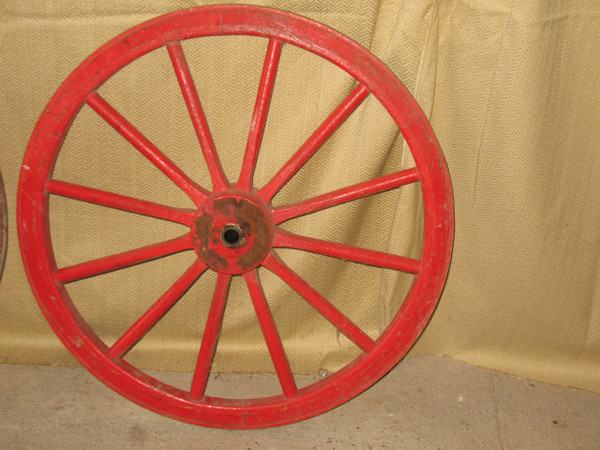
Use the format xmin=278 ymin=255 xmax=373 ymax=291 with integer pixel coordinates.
xmin=1 ymin=355 xmax=599 ymax=449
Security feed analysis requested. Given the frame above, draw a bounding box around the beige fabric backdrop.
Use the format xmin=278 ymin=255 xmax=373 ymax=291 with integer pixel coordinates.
xmin=1 ymin=0 xmax=599 ymax=393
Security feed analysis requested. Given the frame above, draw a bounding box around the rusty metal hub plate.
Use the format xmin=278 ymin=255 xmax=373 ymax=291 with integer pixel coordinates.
xmin=191 ymin=191 xmax=274 ymax=274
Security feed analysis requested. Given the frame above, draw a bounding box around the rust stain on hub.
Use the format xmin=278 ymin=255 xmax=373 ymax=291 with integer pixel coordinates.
xmin=191 ymin=191 xmax=273 ymax=274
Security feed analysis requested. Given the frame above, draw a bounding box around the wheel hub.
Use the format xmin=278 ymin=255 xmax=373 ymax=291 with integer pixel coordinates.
xmin=191 ymin=191 xmax=273 ymax=274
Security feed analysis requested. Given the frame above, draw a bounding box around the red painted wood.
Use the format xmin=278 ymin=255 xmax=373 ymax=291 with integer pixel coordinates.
xmin=191 ymin=273 xmax=231 ymax=400
xmin=167 ymin=42 xmax=229 ymax=192
xmin=109 ymin=259 xmax=207 ymax=358
xmin=46 ymin=179 xmax=195 ymax=226
xmin=257 ymin=84 xmax=370 ymax=203
xmin=244 ymin=269 xmax=297 ymax=398
xmin=55 ymin=234 xmax=193 ymax=284
xmin=271 ymin=167 xmax=421 ymax=224
xmin=262 ymin=252 xmax=376 ymax=353
xmin=273 ymin=229 xmax=421 ymax=274
xmin=237 ymin=39 xmax=283 ymax=191
xmin=87 ymin=92 xmax=209 ymax=204
xmin=18 ymin=5 xmax=453 ymax=429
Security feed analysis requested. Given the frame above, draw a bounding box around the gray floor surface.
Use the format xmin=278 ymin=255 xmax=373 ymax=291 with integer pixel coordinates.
xmin=1 ymin=355 xmax=599 ymax=449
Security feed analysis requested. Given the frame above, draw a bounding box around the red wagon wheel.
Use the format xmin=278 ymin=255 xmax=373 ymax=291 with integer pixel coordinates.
xmin=18 ymin=6 xmax=452 ymax=428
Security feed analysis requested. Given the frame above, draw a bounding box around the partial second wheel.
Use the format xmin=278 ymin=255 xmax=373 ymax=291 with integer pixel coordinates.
xmin=18 ymin=6 xmax=453 ymax=428
xmin=0 ymin=170 xmax=6 ymax=281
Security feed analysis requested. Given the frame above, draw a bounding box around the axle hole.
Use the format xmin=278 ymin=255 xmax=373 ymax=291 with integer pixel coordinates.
xmin=221 ymin=225 xmax=243 ymax=248
xmin=223 ymin=229 xmax=240 ymax=244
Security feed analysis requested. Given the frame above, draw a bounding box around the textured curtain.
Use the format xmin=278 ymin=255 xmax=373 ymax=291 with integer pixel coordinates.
xmin=1 ymin=0 xmax=598 ymax=393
